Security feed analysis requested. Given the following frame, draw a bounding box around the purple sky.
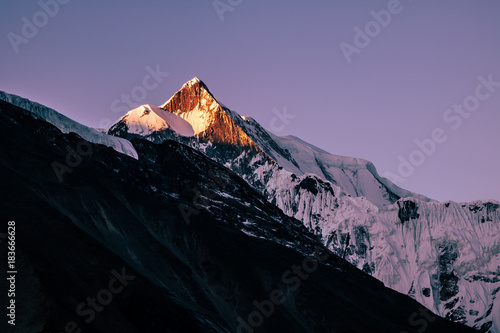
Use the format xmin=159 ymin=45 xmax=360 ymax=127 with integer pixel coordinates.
xmin=1 ymin=0 xmax=499 ymax=203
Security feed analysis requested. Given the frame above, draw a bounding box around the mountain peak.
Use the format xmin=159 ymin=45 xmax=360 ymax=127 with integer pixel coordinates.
xmin=156 ymin=79 xmax=256 ymax=148
xmin=187 ymin=76 xmax=201 ymax=84
xmin=161 ymin=77 xmax=215 ymax=113
xmin=110 ymin=77 xmax=258 ymax=147
xmin=177 ymin=76 xmax=211 ymax=96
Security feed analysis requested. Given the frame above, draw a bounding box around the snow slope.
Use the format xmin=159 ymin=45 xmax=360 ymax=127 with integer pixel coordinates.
xmin=118 ymin=104 xmax=194 ymax=137
xmin=0 ymin=91 xmax=138 ymax=159
xmin=238 ymin=117 xmax=431 ymax=207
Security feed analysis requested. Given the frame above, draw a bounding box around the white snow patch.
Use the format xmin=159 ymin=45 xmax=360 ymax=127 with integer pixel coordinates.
xmin=121 ymin=104 xmax=194 ymax=137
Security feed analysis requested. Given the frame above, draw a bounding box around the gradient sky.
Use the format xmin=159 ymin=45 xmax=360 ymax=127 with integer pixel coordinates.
xmin=1 ymin=0 xmax=499 ymax=203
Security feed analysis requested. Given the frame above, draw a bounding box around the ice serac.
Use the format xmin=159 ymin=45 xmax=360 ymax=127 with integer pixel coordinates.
xmin=0 ymin=91 xmax=138 ymax=159
xmin=109 ymin=78 xmax=500 ymax=332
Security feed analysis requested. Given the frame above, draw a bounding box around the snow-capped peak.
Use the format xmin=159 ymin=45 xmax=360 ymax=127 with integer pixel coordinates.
xmin=155 ymin=79 xmax=257 ymax=147
xmin=161 ymin=77 xmax=216 ymax=111
xmin=109 ymin=77 xmax=258 ymax=148
xmin=186 ymin=76 xmax=201 ymax=85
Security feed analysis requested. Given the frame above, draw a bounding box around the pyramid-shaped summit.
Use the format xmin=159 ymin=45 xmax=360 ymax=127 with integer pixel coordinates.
xmin=161 ymin=77 xmax=218 ymax=115
xmin=110 ymin=78 xmax=258 ymax=148
xmin=160 ymin=77 xmax=257 ymax=147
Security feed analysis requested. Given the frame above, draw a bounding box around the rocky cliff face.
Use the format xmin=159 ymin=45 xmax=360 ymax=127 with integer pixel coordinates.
xmin=161 ymin=77 xmax=257 ymax=148
xmin=108 ymin=77 xmax=500 ymax=332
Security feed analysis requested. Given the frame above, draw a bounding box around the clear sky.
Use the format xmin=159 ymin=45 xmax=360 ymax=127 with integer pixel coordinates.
xmin=1 ymin=0 xmax=499 ymax=203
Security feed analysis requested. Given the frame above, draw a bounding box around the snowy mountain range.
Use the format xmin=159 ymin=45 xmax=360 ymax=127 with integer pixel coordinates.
xmin=0 ymin=93 xmax=478 ymax=333
xmin=1 ymin=78 xmax=498 ymax=332
xmin=106 ymin=77 xmax=500 ymax=333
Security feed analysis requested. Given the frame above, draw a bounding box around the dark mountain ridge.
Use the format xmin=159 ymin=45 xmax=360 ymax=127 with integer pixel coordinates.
xmin=0 ymin=99 xmax=478 ymax=332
